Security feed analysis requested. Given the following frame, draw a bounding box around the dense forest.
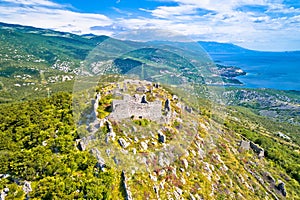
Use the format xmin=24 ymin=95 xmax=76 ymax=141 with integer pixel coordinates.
xmin=0 ymin=92 xmax=120 ymax=199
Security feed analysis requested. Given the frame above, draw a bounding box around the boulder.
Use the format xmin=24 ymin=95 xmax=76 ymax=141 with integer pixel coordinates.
xmin=140 ymin=141 xmax=148 ymax=151
xmin=174 ymin=187 xmax=183 ymax=199
xmin=106 ymin=121 xmax=114 ymax=133
xmin=1 ymin=188 xmax=9 ymax=200
xmin=141 ymin=95 xmax=148 ymax=104
xmin=172 ymin=95 xmax=178 ymax=100
xmin=189 ymin=193 xmax=196 ymax=200
xmin=185 ymin=106 xmax=192 ymax=113
xmin=22 ymin=181 xmax=32 ymax=194
xmin=164 ymin=99 xmax=171 ymax=112
xmin=132 ymin=126 xmax=137 ymax=132
xmin=149 ymin=173 xmax=157 ymax=181
xmin=182 ymin=158 xmax=189 ymax=169
xmin=107 ymin=131 xmax=116 ymax=141
xmin=264 ymin=172 xmax=275 ymax=183
xmin=158 ymin=131 xmax=166 ymax=143
xmin=119 ymin=138 xmax=129 ymax=148
xmin=277 ymin=181 xmax=287 ymax=197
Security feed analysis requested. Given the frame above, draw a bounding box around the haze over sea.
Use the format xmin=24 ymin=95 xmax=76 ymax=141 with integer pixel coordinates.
xmin=210 ymin=51 xmax=300 ymax=91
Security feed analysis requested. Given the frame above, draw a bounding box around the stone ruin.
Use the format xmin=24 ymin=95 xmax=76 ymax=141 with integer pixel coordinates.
xmin=239 ymin=140 xmax=264 ymax=158
xmin=239 ymin=140 xmax=250 ymax=151
xmin=109 ymin=94 xmax=163 ymax=122
xmin=250 ymin=142 xmax=264 ymax=158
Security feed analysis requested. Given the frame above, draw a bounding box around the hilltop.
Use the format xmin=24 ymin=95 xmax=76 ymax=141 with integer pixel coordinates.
xmin=1 ymin=76 xmax=300 ymax=199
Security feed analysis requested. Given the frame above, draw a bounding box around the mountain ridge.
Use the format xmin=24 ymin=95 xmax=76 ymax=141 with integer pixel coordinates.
xmin=1 ymin=21 xmax=300 ymax=53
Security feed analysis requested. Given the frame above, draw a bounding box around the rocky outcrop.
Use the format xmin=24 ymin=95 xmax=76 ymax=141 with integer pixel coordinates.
xmin=119 ymin=138 xmax=129 ymax=149
xmin=164 ymin=99 xmax=171 ymax=112
xmin=184 ymin=106 xmax=192 ymax=113
xmin=264 ymin=172 xmax=275 ymax=183
xmin=106 ymin=120 xmax=116 ymax=141
xmin=181 ymin=158 xmax=188 ymax=169
xmin=90 ymin=148 xmax=106 ymax=170
xmin=141 ymin=95 xmax=148 ymax=104
xmin=0 ymin=188 xmax=9 ymax=200
xmin=158 ymin=130 xmax=166 ymax=143
xmin=23 ymin=181 xmax=32 ymax=195
xmin=277 ymin=181 xmax=287 ymax=197
xmin=121 ymin=171 xmax=133 ymax=200
xmin=93 ymin=93 xmax=101 ymax=119
xmin=154 ymin=83 xmax=160 ymax=88
xmin=78 ymin=134 xmax=96 ymax=151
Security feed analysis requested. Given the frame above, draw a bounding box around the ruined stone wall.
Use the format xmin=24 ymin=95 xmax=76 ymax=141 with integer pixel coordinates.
xmin=109 ymin=96 xmax=162 ymax=122
xmin=250 ymin=142 xmax=264 ymax=158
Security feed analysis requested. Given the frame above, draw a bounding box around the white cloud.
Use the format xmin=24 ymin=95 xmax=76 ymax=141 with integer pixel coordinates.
xmin=0 ymin=0 xmax=299 ymax=50
xmin=1 ymin=0 xmax=63 ymax=8
xmin=141 ymin=4 xmax=198 ymax=18
xmin=128 ymin=0 xmax=300 ymax=50
xmin=0 ymin=0 xmax=112 ymax=35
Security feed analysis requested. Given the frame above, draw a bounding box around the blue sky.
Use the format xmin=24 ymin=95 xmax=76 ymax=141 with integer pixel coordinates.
xmin=0 ymin=0 xmax=300 ymax=51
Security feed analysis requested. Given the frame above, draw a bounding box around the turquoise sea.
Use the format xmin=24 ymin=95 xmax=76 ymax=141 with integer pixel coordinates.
xmin=209 ymin=51 xmax=300 ymax=91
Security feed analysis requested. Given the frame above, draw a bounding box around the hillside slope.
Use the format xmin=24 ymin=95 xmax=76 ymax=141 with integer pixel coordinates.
xmin=0 ymin=22 xmax=299 ymax=199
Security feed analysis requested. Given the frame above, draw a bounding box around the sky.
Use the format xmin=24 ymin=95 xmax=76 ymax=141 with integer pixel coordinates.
xmin=0 ymin=0 xmax=300 ymax=51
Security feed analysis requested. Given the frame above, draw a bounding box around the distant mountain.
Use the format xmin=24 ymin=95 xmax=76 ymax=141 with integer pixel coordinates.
xmin=198 ymin=41 xmax=253 ymax=54
xmin=0 ymin=22 xmax=247 ymax=102
xmin=198 ymin=41 xmax=300 ymax=54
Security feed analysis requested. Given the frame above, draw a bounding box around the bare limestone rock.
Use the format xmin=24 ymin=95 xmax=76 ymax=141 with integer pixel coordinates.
xmin=184 ymin=106 xmax=192 ymax=113
xmin=1 ymin=188 xmax=9 ymax=200
xmin=106 ymin=131 xmax=116 ymax=142
xmin=136 ymin=86 xmax=148 ymax=93
xmin=22 ymin=181 xmax=32 ymax=195
xmin=132 ymin=148 xmax=137 ymax=155
xmin=164 ymin=99 xmax=171 ymax=112
xmin=119 ymin=138 xmax=129 ymax=149
xmin=90 ymin=148 xmax=106 ymax=170
xmin=172 ymin=95 xmax=178 ymax=100
xmin=149 ymin=173 xmax=157 ymax=181
xmin=182 ymin=158 xmax=189 ymax=169
xmin=132 ymin=126 xmax=137 ymax=132
xmin=174 ymin=187 xmax=183 ymax=199
xmin=121 ymin=171 xmax=133 ymax=200
xmin=140 ymin=141 xmax=148 ymax=151
xmin=264 ymin=172 xmax=276 ymax=183
xmin=158 ymin=131 xmax=166 ymax=143
xmin=141 ymin=95 xmax=148 ymax=104
xmin=189 ymin=193 xmax=196 ymax=200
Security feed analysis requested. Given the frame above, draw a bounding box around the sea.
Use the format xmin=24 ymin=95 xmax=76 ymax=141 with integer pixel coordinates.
xmin=209 ymin=51 xmax=300 ymax=91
